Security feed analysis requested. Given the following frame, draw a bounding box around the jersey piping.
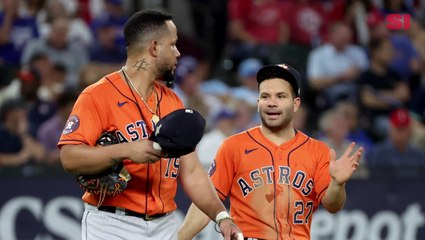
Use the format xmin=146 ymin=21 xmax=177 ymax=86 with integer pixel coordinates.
xmin=286 ymin=134 xmax=310 ymax=240
xmin=246 ymin=129 xmax=279 ymax=240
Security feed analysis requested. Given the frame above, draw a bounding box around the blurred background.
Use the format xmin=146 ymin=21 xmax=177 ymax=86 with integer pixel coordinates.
xmin=0 ymin=0 xmax=424 ymax=239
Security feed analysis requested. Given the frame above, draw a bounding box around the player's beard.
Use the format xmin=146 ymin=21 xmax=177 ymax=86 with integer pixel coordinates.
xmin=158 ymin=64 xmax=175 ymax=84
xmin=161 ymin=69 xmax=174 ymax=84
xmin=259 ymin=108 xmax=293 ymax=132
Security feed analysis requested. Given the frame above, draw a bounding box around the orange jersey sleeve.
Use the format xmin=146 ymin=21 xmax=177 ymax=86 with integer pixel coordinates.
xmin=58 ymin=90 xmax=104 ymax=146
xmin=209 ymin=137 xmax=236 ymax=200
xmin=58 ymin=71 xmax=184 ymax=215
xmin=209 ymin=127 xmax=331 ymax=240
xmin=310 ymin=138 xmax=332 ymax=204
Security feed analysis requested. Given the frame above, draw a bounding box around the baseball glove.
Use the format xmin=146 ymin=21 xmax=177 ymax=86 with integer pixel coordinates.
xmin=76 ymin=132 xmax=131 ymax=206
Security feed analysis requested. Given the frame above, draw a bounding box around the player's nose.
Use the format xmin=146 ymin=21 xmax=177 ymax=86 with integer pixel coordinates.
xmin=267 ymin=98 xmax=278 ymax=107
xmin=175 ymin=48 xmax=181 ymax=59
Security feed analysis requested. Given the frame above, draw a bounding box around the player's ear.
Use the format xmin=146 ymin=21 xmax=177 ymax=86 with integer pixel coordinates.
xmin=149 ymin=40 xmax=159 ymax=57
xmin=293 ymin=97 xmax=301 ymax=113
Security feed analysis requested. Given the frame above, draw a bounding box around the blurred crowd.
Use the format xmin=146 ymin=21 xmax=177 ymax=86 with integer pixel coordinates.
xmin=0 ymin=0 xmax=424 ymax=179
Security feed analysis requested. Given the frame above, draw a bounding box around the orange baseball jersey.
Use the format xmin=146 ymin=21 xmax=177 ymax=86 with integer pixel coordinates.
xmin=209 ymin=126 xmax=331 ymax=240
xmin=58 ymin=71 xmax=184 ymax=215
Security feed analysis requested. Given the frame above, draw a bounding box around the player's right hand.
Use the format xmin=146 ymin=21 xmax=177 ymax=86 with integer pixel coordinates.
xmin=126 ymin=139 xmax=168 ymax=164
xmin=219 ymin=219 xmax=244 ymax=240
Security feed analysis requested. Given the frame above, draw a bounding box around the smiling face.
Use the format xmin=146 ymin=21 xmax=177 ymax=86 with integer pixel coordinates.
xmin=258 ymin=78 xmax=300 ymax=132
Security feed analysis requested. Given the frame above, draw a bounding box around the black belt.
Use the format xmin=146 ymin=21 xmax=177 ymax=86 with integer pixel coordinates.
xmin=98 ymin=206 xmax=167 ymax=221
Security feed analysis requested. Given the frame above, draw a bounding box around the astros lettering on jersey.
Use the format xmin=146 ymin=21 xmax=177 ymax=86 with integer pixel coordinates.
xmin=58 ymin=71 xmax=184 ymax=215
xmin=209 ymin=126 xmax=331 ymax=240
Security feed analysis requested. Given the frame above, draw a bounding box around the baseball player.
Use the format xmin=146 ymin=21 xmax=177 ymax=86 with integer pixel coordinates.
xmin=178 ymin=64 xmax=363 ymax=240
xmin=58 ymin=10 xmax=242 ymax=240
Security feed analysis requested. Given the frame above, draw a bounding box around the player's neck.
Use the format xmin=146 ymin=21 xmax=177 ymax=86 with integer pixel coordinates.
xmin=260 ymin=125 xmax=296 ymax=146
xmin=121 ymin=64 xmax=154 ymax=99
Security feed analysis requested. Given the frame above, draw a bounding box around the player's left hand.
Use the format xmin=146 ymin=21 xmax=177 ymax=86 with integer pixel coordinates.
xmin=219 ymin=219 xmax=244 ymax=240
xmin=329 ymin=142 xmax=363 ymax=185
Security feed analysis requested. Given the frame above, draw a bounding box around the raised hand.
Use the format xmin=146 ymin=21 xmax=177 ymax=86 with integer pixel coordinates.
xmin=329 ymin=142 xmax=363 ymax=185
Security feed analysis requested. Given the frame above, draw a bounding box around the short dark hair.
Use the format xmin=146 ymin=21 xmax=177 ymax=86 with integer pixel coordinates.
xmin=124 ymin=10 xmax=172 ymax=48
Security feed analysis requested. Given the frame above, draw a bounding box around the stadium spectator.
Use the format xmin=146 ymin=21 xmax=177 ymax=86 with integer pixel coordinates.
xmin=88 ymin=17 xmax=126 ymax=64
xmin=327 ymin=0 xmax=384 ymax=46
xmin=38 ymin=0 xmax=94 ymax=48
xmin=357 ymin=38 xmax=410 ymax=140
xmin=364 ymin=16 xmax=421 ymax=100
xmin=318 ymin=109 xmax=352 ymax=159
xmin=307 ymin=22 xmax=368 ymax=110
xmin=37 ymin=90 xmax=77 ymax=165
xmin=367 ymin=16 xmax=390 ymax=43
xmin=226 ymin=0 xmax=289 ymax=64
xmin=0 ymin=98 xmax=44 ymax=167
xmin=233 ymin=97 xmax=259 ymax=132
xmin=90 ymin=0 xmax=127 ymax=47
xmin=83 ymin=14 xmax=126 ymax=92
xmin=0 ymin=0 xmax=40 ymax=69
xmin=197 ymin=108 xmax=238 ymax=170
xmin=37 ymin=62 xmax=67 ymax=102
xmin=283 ymin=0 xmax=328 ymax=47
xmin=407 ymin=19 xmax=425 ymax=75
xmin=0 ymin=62 xmax=57 ymax=137
xmin=388 ymin=31 xmax=421 ymax=90
xmin=231 ymin=57 xmax=263 ymax=106
xmin=173 ymin=56 xmax=223 ymax=130
xmin=334 ymin=101 xmax=374 ymax=153
xmin=318 ymin=108 xmax=369 ymax=178
xmin=0 ymin=53 xmax=48 ymax=105
xmin=18 ymin=67 xmax=56 ymax=138
xmin=366 ymin=108 xmax=425 ymax=178
xmin=21 ymin=16 xmax=88 ymax=89
xmin=200 ymin=79 xmax=232 ymax=105
xmin=1 ymin=51 xmax=65 ymax=103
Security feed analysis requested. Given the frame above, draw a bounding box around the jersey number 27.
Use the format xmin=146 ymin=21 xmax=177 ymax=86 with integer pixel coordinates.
xmin=294 ymin=201 xmax=314 ymax=224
